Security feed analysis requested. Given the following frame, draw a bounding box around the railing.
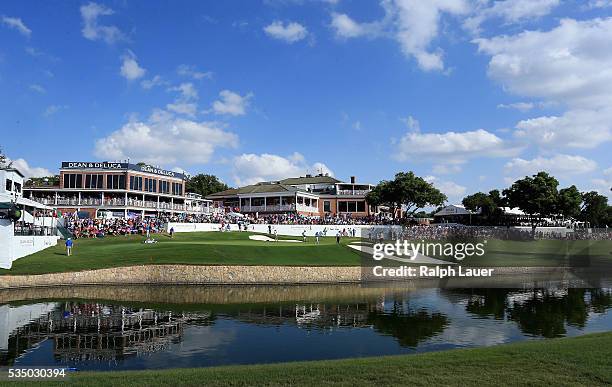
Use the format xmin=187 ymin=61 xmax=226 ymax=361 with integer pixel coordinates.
xmin=173 ymin=204 xmax=185 ymax=211
xmin=31 ymin=197 xmax=56 ymax=205
xmin=80 ymin=198 xmax=101 ymax=206
xmin=14 ymin=224 xmax=58 ymax=237
xmin=242 ymin=204 xmax=295 ymax=212
xmin=296 ymin=204 xmax=319 ymax=213
xmin=105 ymin=199 xmax=127 ymax=206
xmin=57 ymin=199 xmax=79 ymax=205
xmin=337 ymin=189 xmax=370 ymax=195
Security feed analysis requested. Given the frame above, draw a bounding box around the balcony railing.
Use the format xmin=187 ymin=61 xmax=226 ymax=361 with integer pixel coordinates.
xmin=105 ymin=199 xmax=127 ymax=206
xmin=296 ymin=204 xmax=319 ymax=213
xmin=337 ymin=189 xmax=370 ymax=195
xmin=242 ymin=204 xmax=296 ymax=212
xmin=80 ymin=198 xmax=101 ymax=206
xmin=57 ymin=199 xmax=79 ymax=206
xmin=31 ymin=197 xmax=55 ymax=205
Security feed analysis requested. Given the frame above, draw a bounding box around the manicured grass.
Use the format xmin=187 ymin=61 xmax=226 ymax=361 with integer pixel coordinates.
xmin=431 ymin=239 xmax=612 ymax=267
xmin=37 ymin=331 xmax=612 ymax=386
xmin=0 ymin=232 xmax=362 ymax=275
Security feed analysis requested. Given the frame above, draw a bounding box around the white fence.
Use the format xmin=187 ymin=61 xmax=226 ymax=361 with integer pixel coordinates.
xmin=166 ymin=222 xmax=402 ymax=238
xmin=0 ymin=218 xmax=59 ymax=269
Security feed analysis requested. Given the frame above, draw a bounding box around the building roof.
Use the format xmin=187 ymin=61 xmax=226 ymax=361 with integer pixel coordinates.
xmin=434 ymin=204 xmax=477 ymax=216
xmin=207 ymin=174 xmax=345 ymax=199
xmin=0 ymin=167 xmax=25 ymax=178
xmin=208 ymin=183 xmax=307 ymax=198
xmin=279 ymin=175 xmax=341 ymax=185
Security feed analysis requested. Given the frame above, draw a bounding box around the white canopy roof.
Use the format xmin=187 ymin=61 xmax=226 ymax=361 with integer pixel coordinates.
xmin=501 ymin=207 xmax=525 ymax=216
xmin=434 ymin=204 xmax=475 ymax=216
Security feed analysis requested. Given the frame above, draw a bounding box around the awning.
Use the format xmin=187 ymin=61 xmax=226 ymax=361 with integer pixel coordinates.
xmin=434 ymin=205 xmax=475 ymax=216
xmin=16 ymin=196 xmax=54 ymax=210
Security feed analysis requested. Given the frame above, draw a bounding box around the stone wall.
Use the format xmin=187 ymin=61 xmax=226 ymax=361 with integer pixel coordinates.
xmin=0 ymin=265 xmax=362 ymax=289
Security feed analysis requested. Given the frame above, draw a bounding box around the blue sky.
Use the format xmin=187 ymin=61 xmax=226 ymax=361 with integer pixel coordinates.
xmin=1 ymin=0 xmax=611 ymax=202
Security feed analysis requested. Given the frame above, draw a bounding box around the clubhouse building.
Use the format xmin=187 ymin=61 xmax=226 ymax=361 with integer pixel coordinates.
xmin=23 ymin=162 xmax=211 ymax=218
xmin=207 ymin=174 xmax=375 ymax=217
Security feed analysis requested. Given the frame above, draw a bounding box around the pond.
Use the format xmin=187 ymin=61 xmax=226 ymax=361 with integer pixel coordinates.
xmin=1 ymin=283 xmax=612 ymax=371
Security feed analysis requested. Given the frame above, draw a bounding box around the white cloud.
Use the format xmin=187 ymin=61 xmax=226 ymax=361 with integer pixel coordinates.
xmin=166 ymin=102 xmax=197 ymax=117
xmin=464 ymin=0 xmax=560 ymax=34
xmin=177 ymin=64 xmax=213 ymax=80
xmin=331 ymin=0 xmax=469 ymax=71
xmin=504 ymin=154 xmax=598 ymax=176
xmin=589 ymin=0 xmax=612 ymax=8
xmin=43 ymin=105 xmax=68 ymax=117
xmin=514 ymin=109 xmax=612 ymax=149
xmin=232 ymin=152 xmax=333 ymax=186
xmin=7 ymin=157 xmax=52 ymax=178
xmin=401 ymin=115 xmax=420 ymax=131
xmin=424 ymin=175 xmax=466 ymax=201
xmin=29 ymin=84 xmax=46 ymax=93
xmin=1 ymin=16 xmax=31 ymax=37
xmin=120 ymin=51 xmax=146 ymax=80
xmin=331 ymin=13 xmax=379 ymax=38
xmin=395 ymin=128 xmax=519 ymax=163
xmin=211 ymin=90 xmax=252 ymax=116
xmin=170 ymin=82 xmax=198 ymax=101
xmin=80 ymin=2 xmax=124 ymax=44
xmin=141 ymin=75 xmax=166 ymax=89
xmin=432 ymin=164 xmax=461 ymax=174
xmin=94 ymin=115 xmax=238 ymax=166
xmin=263 ymin=21 xmax=308 ymax=43
xmin=497 ymin=102 xmax=534 ymax=112
xmin=475 ymin=17 xmax=612 ymax=149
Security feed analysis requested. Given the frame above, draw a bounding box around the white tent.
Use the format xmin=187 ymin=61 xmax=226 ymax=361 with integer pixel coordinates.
xmin=434 ymin=204 xmax=476 ymax=217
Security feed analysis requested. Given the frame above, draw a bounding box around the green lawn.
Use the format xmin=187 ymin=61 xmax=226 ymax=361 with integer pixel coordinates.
xmin=0 ymin=232 xmax=362 ymax=275
xmin=30 ymin=331 xmax=612 ymax=386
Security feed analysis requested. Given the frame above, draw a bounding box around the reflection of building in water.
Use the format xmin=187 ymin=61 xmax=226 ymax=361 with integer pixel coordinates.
xmin=233 ymin=303 xmax=382 ymax=329
xmin=0 ymin=302 xmax=211 ymax=365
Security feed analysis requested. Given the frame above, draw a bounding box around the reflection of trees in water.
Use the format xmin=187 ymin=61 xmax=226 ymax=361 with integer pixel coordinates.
xmin=367 ymin=302 xmax=449 ymax=348
xmin=453 ymin=288 xmax=612 ymax=338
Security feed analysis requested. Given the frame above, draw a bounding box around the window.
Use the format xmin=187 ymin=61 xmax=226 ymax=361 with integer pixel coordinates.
xmin=107 ymin=174 xmax=126 ymax=190
xmin=323 ymin=200 xmax=331 ymax=212
xmin=159 ymin=180 xmax=169 ymax=194
xmin=84 ymin=174 xmax=103 ymax=189
xmin=144 ymin=178 xmax=157 ymax=193
xmin=63 ymin=174 xmax=83 ymax=188
xmin=338 ymin=201 xmax=366 ymax=213
xmin=172 ymin=182 xmax=183 ymax=195
xmin=13 ymin=182 xmax=21 ymax=193
xmin=130 ymin=176 xmax=143 ymax=191
xmin=5 ymin=179 xmax=12 ymax=192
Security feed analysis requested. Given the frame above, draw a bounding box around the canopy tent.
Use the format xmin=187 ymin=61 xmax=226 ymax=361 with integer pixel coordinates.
xmin=434 ymin=205 xmax=476 ymax=217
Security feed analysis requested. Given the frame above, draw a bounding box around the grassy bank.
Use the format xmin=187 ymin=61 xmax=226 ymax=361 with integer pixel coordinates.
xmin=31 ymin=331 xmax=612 ymax=386
xmin=0 ymin=232 xmax=362 ymax=275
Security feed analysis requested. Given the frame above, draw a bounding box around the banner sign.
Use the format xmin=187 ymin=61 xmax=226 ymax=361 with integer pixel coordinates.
xmin=61 ymin=162 xmax=185 ymax=179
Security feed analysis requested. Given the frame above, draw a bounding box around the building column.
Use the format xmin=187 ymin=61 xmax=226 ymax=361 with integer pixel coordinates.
xmin=78 ymin=192 xmax=81 ymax=205
xmin=264 ymin=197 xmax=267 ymax=211
xmin=101 ymin=192 xmax=104 ymax=205
xmin=54 ymin=192 xmax=58 ymax=205
xmin=157 ymin=195 xmax=160 ymax=208
xmin=124 ymin=192 xmax=128 ymax=205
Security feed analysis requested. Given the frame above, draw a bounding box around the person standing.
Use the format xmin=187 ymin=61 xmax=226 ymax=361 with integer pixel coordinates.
xmin=336 ymin=231 xmax=341 ymax=245
xmin=315 ymin=231 xmax=320 ymax=245
xmin=302 ymin=229 xmax=306 ymax=242
xmin=65 ymin=238 xmax=73 ymax=256
xmin=169 ymin=227 xmax=175 ymax=238
xmin=274 ymin=229 xmax=278 ymax=242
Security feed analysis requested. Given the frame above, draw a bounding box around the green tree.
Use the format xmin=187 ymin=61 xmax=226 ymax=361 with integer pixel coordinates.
xmin=557 ymin=185 xmax=582 ymax=218
xmin=503 ymin=171 xmax=559 ymax=226
xmin=462 ymin=192 xmax=497 ymax=216
xmin=0 ymin=147 xmax=12 ymax=168
xmin=186 ymin=174 xmax=230 ymax=197
xmin=367 ymin=172 xmax=446 ymax=217
xmin=579 ymin=191 xmax=609 ymax=227
xmin=25 ymin=175 xmax=60 ymax=187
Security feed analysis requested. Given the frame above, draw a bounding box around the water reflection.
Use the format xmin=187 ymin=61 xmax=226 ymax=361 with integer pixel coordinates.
xmin=0 ymin=285 xmax=611 ymax=370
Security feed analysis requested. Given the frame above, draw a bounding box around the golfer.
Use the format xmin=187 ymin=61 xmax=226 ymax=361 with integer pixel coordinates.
xmin=65 ymin=238 xmax=73 ymax=256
